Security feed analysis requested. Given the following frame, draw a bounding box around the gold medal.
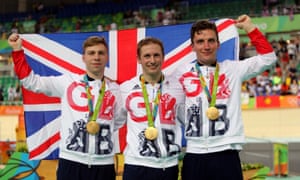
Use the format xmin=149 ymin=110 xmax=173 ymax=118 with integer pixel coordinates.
xmin=196 ymin=63 xmax=220 ymax=121
xmin=86 ymin=121 xmax=100 ymax=134
xmin=206 ymin=106 xmax=219 ymax=120
xmin=84 ymin=75 xmax=105 ymax=135
xmin=144 ymin=127 xmax=158 ymax=140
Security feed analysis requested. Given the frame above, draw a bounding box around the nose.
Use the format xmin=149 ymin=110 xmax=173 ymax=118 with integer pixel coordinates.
xmin=149 ymin=55 xmax=156 ymax=63
xmin=151 ymin=56 xmax=156 ymax=61
xmin=94 ymin=53 xmax=101 ymax=60
xmin=203 ymin=41 xmax=210 ymax=49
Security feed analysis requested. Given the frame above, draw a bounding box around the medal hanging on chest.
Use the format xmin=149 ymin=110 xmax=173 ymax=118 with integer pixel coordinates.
xmin=84 ymin=75 xmax=106 ymax=134
xmin=140 ymin=76 xmax=162 ymax=140
xmin=195 ymin=63 xmax=220 ymax=120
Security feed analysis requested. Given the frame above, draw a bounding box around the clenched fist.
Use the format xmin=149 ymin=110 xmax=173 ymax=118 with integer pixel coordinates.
xmin=235 ymin=14 xmax=256 ymax=33
xmin=7 ymin=33 xmax=22 ymax=51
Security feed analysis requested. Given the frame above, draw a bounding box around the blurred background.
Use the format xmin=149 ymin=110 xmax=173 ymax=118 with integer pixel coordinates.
xmin=0 ymin=0 xmax=300 ymax=179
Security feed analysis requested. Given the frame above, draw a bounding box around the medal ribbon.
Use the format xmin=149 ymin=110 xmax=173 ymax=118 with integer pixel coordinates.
xmin=140 ymin=75 xmax=162 ymax=127
xmin=195 ymin=63 xmax=219 ymax=107
xmin=84 ymin=75 xmax=106 ymax=122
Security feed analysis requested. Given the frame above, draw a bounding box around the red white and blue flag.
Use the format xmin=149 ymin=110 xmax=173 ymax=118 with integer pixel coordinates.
xmin=20 ymin=18 xmax=239 ymax=160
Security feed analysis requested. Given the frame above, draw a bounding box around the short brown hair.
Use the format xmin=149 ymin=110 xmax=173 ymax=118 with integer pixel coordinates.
xmin=190 ymin=20 xmax=219 ymax=44
xmin=82 ymin=36 xmax=108 ymax=53
xmin=137 ymin=37 xmax=164 ymax=58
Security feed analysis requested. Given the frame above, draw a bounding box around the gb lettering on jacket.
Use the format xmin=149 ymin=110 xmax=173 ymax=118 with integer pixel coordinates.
xmin=67 ymin=81 xmax=115 ymax=120
xmin=179 ymin=70 xmax=231 ymax=137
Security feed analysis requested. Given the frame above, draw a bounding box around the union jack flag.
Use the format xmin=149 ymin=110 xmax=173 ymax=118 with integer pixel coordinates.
xmin=20 ymin=18 xmax=239 ymax=160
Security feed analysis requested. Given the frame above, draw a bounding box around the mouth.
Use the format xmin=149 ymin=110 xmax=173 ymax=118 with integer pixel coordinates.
xmin=202 ymin=51 xmax=212 ymax=56
xmin=148 ymin=65 xmax=159 ymax=70
xmin=92 ymin=63 xmax=102 ymax=67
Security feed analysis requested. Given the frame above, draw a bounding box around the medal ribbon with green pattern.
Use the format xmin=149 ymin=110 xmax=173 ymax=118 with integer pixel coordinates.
xmin=195 ymin=63 xmax=219 ymax=107
xmin=84 ymin=75 xmax=106 ymax=122
xmin=140 ymin=75 xmax=162 ymax=127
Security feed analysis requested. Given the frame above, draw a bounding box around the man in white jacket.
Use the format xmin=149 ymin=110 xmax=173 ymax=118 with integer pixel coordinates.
xmin=120 ymin=37 xmax=185 ymax=180
xmin=8 ymin=34 xmax=123 ymax=180
xmin=179 ymin=14 xmax=277 ymax=180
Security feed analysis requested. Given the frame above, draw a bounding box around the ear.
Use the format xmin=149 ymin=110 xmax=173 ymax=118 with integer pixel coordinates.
xmin=191 ymin=43 xmax=195 ymax=52
xmin=137 ymin=56 xmax=142 ymax=64
xmin=82 ymin=54 xmax=86 ymax=63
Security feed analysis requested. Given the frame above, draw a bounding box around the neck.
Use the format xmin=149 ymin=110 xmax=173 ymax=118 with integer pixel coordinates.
xmin=141 ymin=73 xmax=163 ymax=85
xmin=197 ymin=59 xmax=217 ymax=66
xmin=87 ymin=72 xmax=104 ymax=81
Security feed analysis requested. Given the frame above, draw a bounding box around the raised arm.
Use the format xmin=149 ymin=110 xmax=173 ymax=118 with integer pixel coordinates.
xmin=235 ymin=14 xmax=273 ymax=55
xmin=8 ymin=33 xmax=32 ymax=80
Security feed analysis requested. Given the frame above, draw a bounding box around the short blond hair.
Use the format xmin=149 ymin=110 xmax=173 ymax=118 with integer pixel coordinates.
xmin=82 ymin=36 xmax=108 ymax=53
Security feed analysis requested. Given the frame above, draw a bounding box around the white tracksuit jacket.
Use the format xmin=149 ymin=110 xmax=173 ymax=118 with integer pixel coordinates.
xmin=177 ymin=28 xmax=277 ymax=154
xmin=11 ymin=50 xmax=123 ymax=166
xmin=120 ymin=74 xmax=185 ymax=169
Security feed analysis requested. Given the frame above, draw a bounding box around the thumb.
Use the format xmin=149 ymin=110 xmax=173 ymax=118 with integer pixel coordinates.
xmin=8 ymin=33 xmax=22 ymax=51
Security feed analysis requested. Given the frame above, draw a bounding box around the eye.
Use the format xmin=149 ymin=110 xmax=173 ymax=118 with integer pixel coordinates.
xmin=143 ymin=54 xmax=151 ymax=59
xmin=208 ymin=38 xmax=217 ymax=44
xmin=87 ymin=51 xmax=95 ymax=55
xmin=153 ymin=53 xmax=161 ymax=58
xmin=97 ymin=51 xmax=105 ymax=55
xmin=196 ymin=39 xmax=204 ymax=45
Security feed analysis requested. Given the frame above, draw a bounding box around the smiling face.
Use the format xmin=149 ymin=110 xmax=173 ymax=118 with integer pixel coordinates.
xmin=137 ymin=38 xmax=164 ymax=83
xmin=192 ymin=29 xmax=220 ymax=65
xmin=138 ymin=43 xmax=163 ymax=77
xmin=190 ymin=20 xmax=220 ymax=65
xmin=82 ymin=36 xmax=108 ymax=79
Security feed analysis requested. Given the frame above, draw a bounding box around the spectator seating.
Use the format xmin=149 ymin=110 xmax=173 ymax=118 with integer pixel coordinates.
xmin=0 ymin=76 xmax=22 ymax=104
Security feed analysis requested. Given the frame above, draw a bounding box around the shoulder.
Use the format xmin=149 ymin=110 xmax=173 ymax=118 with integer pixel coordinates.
xmin=104 ymin=76 xmax=117 ymax=83
xmin=56 ymin=73 xmax=81 ymax=82
xmin=169 ymin=61 xmax=195 ymax=78
xmin=104 ymin=77 xmax=120 ymax=90
xmin=120 ymin=76 xmax=140 ymax=93
xmin=163 ymin=73 xmax=185 ymax=94
xmin=164 ymin=73 xmax=180 ymax=85
xmin=218 ymin=59 xmax=240 ymax=67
